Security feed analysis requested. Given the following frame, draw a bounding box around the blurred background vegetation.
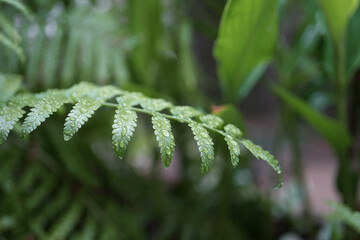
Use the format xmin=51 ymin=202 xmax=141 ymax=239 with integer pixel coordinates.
xmin=0 ymin=0 xmax=360 ymax=239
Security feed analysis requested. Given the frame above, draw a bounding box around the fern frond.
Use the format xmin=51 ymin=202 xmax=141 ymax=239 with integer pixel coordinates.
xmin=21 ymin=90 xmax=70 ymax=137
xmin=152 ymin=113 xmax=175 ymax=168
xmin=189 ymin=121 xmax=214 ymax=174
xmin=0 ymin=83 xmax=282 ymax=184
xmin=112 ymin=107 xmax=138 ymax=159
xmin=64 ymin=97 xmax=103 ymax=141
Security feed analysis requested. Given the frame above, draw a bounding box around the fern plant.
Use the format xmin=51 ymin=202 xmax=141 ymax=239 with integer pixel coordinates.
xmin=0 ymin=0 xmax=31 ymax=62
xmin=1 ymin=82 xmax=282 ymax=185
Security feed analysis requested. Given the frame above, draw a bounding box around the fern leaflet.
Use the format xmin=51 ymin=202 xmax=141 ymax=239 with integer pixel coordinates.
xmin=200 ymin=114 xmax=224 ymax=128
xmin=152 ymin=113 xmax=175 ymax=168
xmin=170 ymin=106 xmax=202 ymax=119
xmin=21 ymin=90 xmax=70 ymax=137
xmin=241 ymin=139 xmax=282 ymax=188
xmin=224 ymin=124 xmax=243 ymax=138
xmin=112 ymin=107 xmax=138 ymax=159
xmin=141 ymin=98 xmax=173 ymax=112
xmin=64 ymin=97 xmax=102 ymax=141
xmin=225 ymin=135 xmax=240 ymax=167
xmin=189 ymin=121 xmax=215 ymax=174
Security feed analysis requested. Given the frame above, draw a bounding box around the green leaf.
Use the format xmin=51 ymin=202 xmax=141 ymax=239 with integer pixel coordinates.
xmin=1 ymin=0 xmax=32 ymax=20
xmin=112 ymin=108 xmax=138 ymax=159
xmin=63 ymin=97 xmax=103 ymax=141
xmin=0 ymin=105 xmax=24 ymax=144
xmin=47 ymin=201 xmax=83 ymax=240
xmin=214 ymin=0 xmax=278 ymax=101
xmin=170 ymin=106 xmax=202 ymax=119
xmin=152 ymin=113 xmax=175 ymax=168
xmin=0 ymin=33 xmax=25 ymax=62
xmin=199 ymin=114 xmax=224 ymax=129
xmin=116 ymin=93 xmax=146 ymax=107
xmin=317 ymin=0 xmax=359 ymax=44
xmin=328 ymin=201 xmax=360 ymax=233
xmin=241 ymin=139 xmax=282 ymax=188
xmin=213 ymin=104 xmax=245 ymax=131
xmin=0 ymin=73 xmax=21 ymax=102
xmin=346 ymin=5 xmax=360 ymax=76
xmin=0 ymin=12 xmax=21 ymax=43
xmin=225 ymin=135 xmax=240 ymax=167
xmin=189 ymin=122 xmax=214 ymax=174
xmin=272 ymin=85 xmax=351 ymax=153
xmin=21 ymin=91 xmax=70 ymax=137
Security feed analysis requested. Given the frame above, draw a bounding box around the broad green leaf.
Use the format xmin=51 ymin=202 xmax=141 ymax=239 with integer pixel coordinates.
xmin=0 ymin=73 xmax=21 ymax=102
xmin=112 ymin=108 xmax=138 ymax=159
xmin=214 ymin=0 xmax=278 ymax=101
xmin=189 ymin=122 xmax=214 ymax=174
xmin=129 ymin=0 xmax=162 ymax=85
xmin=272 ymin=85 xmax=351 ymax=153
xmin=152 ymin=113 xmax=175 ymax=168
xmin=346 ymin=5 xmax=360 ymax=76
xmin=317 ymin=0 xmax=359 ymax=44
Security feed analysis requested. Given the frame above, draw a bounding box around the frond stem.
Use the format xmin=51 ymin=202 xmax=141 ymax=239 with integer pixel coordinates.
xmin=102 ymin=101 xmax=228 ymax=139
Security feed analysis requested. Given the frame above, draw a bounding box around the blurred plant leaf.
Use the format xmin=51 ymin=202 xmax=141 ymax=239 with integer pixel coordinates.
xmin=0 ymin=33 xmax=24 ymax=62
xmin=346 ymin=5 xmax=360 ymax=76
xmin=129 ymin=0 xmax=162 ymax=85
xmin=328 ymin=201 xmax=360 ymax=233
xmin=213 ymin=104 xmax=245 ymax=132
xmin=214 ymin=0 xmax=278 ymax=102
xmin=0 ymin=73 xmax=21 ymax=102
xmin=272 ymin=85 xmax=351 ymax=153
xmin=237 ymin=62 xmax=269 ymax=101
xmin=0 ymin=12 xmax=20 ymax=43
xmin=0 ymin=0 xmax=32 ymax=20
xmin=317 ymin=0 xmax=359 ymax=44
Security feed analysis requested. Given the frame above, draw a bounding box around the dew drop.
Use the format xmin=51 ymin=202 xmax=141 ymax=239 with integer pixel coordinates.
xmin=162 ymin=130 xmax=170 ymax=137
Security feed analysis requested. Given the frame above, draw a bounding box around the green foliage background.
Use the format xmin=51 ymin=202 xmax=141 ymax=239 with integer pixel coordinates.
xmin=1 ymin=0 xmax=360 ymax=239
